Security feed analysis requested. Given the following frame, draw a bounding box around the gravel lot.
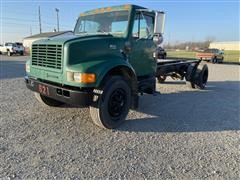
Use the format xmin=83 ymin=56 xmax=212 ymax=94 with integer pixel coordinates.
xmin=0 ymin=55 xmax=239 ymax=179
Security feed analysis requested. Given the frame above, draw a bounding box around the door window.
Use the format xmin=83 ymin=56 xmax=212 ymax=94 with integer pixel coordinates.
xmin=132 ymin=13 xmax=154 ymax=39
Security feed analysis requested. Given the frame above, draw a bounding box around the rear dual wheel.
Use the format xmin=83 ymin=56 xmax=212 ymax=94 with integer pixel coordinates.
xmin=186 ymin=63 xmax=208 ymax=89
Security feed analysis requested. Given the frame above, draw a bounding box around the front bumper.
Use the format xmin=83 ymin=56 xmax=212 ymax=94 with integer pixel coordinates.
xmin=25 ymin=76 xmax=93 ymax=106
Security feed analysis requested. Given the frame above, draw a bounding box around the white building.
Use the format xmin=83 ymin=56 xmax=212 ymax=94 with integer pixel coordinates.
xmin=209 ymin=41 xmax=240 ymax=51
xmin=23 ymin=31 xmax=73 ymax=54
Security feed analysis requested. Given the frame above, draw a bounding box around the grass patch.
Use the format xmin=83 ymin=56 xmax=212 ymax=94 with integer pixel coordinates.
xmin=167 ymin=50 xmax=240 ymax=63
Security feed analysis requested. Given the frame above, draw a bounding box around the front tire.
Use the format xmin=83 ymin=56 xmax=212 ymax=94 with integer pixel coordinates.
xmin=90 ymin=76 xmax=131 ymax=129
xmin=34 ymin=92 xmax=64 ymax=107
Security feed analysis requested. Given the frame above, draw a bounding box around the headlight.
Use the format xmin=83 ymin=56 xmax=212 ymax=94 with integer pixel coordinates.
xmin=26 ymin=63 xmax=30 ymax=73
xmin=67 ymin=72 xmax=96 ymax=83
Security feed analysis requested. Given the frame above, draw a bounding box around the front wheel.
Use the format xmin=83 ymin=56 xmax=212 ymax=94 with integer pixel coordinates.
xmin=34 ymin=93 xmax=64 ymax=107
xmin=90 ymin=76 xmax=131 ymax=129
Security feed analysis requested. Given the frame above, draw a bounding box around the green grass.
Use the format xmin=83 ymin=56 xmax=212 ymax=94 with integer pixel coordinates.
xmin=167 ymin=50 xmax=240 ymax=63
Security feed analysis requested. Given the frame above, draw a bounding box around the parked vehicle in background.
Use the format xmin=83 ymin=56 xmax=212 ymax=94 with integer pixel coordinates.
xmin=196 ymin=48 xmax=224 ymax=63
xmin=157 ymin=46 xmax=167 ymax=59
xmin=0 ymin=42 xmax=24 ymax=56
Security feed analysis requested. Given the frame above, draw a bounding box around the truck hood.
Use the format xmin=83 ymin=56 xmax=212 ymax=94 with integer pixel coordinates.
xmin=33 ymin=34 xmax=118 ymax=45
xmin=32 ymin=33 xmax=126 ymax=66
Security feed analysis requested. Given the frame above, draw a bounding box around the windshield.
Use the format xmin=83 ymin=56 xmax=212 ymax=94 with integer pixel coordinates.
xmin=74 ymin=10 xmax=129 ymax=37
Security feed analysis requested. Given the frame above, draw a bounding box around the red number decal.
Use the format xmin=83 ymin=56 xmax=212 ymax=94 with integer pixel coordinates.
xmin=38 ymin=84 xmax=49 ymax=96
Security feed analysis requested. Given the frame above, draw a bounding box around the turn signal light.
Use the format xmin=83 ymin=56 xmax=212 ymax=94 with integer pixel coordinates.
xmin=74 ymin=73 xmax=96 ymax=83
xmin=67 ymin=72 xmax=96 ymax=83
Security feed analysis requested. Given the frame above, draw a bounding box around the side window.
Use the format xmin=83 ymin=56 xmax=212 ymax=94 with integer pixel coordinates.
xmin=132 ymin=13 xmax=154 ymax=39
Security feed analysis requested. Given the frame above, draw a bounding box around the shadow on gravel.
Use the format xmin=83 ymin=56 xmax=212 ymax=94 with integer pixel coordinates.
xmin=119 ymin=81 xmax=240 ymax=133
xmin=0 ymin=60 xmax=25 ymax=79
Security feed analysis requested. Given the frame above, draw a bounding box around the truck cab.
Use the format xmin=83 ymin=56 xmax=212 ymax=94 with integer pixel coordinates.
xmin=25 ymin=5 xmax=170 ymax=128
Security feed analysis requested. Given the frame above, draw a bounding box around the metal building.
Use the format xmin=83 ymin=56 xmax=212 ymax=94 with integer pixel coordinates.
xmin=209 ymin=41 xmax=240 ymax=51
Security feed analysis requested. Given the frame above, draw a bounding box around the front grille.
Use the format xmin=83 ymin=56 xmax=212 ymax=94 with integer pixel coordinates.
xmin=32 ymin=44 xmax=62 ymax=70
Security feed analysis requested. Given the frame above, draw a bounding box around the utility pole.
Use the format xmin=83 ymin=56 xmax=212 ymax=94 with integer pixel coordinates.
xmin=55 ymin=8 xmax=59 ymax=32
xmin=38 ymin=6 xmax=42 ymax=33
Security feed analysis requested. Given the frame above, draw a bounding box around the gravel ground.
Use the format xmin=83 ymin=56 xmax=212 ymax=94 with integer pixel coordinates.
xmin=0 ymin=55 xmax=239 ymax=179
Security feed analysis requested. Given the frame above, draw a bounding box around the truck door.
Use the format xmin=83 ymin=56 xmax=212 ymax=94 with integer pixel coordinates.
xmin=129 ymin=12 xmax=156 ymax=77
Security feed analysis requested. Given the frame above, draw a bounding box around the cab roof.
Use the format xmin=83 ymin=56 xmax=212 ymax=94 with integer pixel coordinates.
xmin=79 ymin=4 xmax=148 ymax=17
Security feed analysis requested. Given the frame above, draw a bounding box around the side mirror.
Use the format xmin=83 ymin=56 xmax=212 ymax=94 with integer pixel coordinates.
xmin=153 ymin=11 xmax=165 ymax=45
xmin=154 ymin=11 xmax=165 ymax=34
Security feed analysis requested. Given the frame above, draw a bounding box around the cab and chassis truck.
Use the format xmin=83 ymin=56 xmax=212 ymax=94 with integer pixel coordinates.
xmin=25 ymin=5 xmax=209 ymax=129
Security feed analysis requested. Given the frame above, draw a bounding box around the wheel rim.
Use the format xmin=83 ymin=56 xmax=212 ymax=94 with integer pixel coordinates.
xmin=108 ymin=88 xmax=127 ymax=118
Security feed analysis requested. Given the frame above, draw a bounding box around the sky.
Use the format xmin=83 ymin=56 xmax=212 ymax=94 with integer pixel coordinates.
xmin=0 ymin=0 xmax=239 ymax=44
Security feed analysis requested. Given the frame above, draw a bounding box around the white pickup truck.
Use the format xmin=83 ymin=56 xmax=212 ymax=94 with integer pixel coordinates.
xmin=0 ymin=42 xmax=24 ymax=56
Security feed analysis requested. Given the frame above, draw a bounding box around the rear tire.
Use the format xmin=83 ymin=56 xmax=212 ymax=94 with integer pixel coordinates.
xmin=34 ymin=92 xmax=64 ymax=107
xmin=192 ymin=63 xmax=209 ymax=89
xmin=90 ymin=76 xmax=131 ymax=129
xmin=185 ymin=63 xmax=196 ymax=88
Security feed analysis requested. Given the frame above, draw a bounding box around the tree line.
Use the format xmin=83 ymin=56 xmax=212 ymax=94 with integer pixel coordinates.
xmin=164 ymin=41 xmax=211 ymax=50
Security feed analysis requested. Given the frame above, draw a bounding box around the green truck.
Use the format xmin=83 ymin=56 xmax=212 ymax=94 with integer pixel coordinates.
xmin=25 ymin=5 xmax=209 ymax=129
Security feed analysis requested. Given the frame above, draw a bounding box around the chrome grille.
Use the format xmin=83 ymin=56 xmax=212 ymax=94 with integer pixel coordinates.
xmin=31 ymin=44 xmax=62 ymax=70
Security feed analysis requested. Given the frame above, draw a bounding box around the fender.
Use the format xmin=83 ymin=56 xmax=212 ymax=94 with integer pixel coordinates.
xmin=64 ymin=58 xmax=137 ymax=88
